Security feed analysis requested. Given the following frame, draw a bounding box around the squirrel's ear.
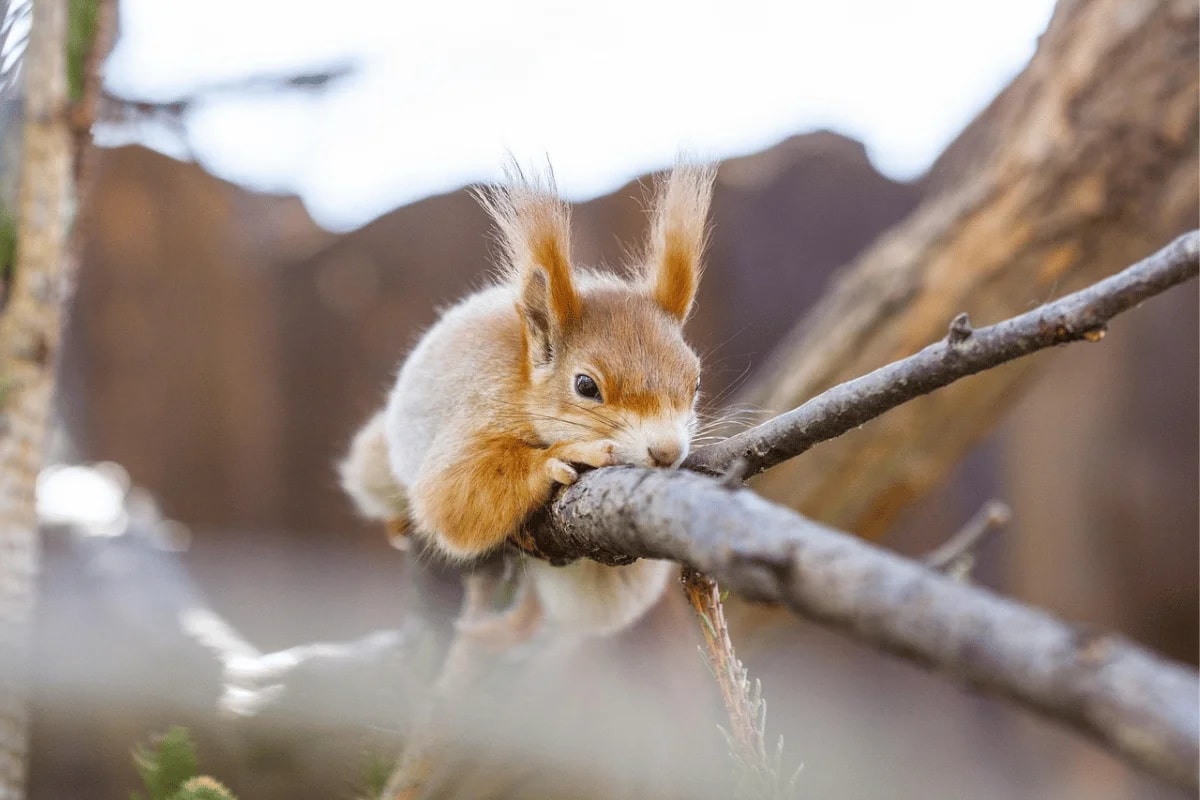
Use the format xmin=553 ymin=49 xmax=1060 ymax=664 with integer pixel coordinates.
xmin=477 ymin=165 xmax=580 ymax=365
xmin=518 ymin=268 xmax=557 ymax=364
xmin=644 ymin=163 xmax=716 ymax=323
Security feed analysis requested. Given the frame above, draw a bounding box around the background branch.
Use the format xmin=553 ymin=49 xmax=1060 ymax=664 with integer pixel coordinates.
xmin=0 ymin=0 xmax=73 ymax=795
xmin=686 ymin=231 xmax=1199 ymax=477
xmin=736 ymin=0 xmax=1198 ymax=537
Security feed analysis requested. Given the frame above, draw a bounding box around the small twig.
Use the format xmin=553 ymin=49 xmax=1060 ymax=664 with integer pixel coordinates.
xmin=682 ymin=567 xmax=800 ymax=798
xmin=681 ymin=568 xmax=758 ymax=763
xmin=684 ymin=231 xmax=1200 ymax=477
xmin=924 ymin=500 xmax=1011 ymax=577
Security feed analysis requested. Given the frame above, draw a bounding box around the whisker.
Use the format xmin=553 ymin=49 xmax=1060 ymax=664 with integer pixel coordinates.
xmin=698 ymin=320 xmax=756 ymax=365
xmin=559 ymin=398 xmax=626 ymax=429
xmin=481 ymin=405 xmax=609 ymax=436
xmin=700 ymin=361 xmax=756 ymax=409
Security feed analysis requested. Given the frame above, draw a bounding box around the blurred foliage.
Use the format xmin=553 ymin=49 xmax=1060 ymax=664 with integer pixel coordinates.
xmin=0 ymin=202 xmax=13 ymax=298
xmin=67 ymin=0 xmax=97 ymax=102
xmin=131 ymin=727 xmax=237 ymax=800
xmin=351 ymin=750 xmax=394 ymax=800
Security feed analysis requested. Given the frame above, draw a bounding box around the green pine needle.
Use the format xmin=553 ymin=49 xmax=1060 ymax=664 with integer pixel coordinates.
xmin=350 ymin=749 xmax=395 ymax=800
xmin=0 ymin=203 xmax=15 ymax=297
xmin=131 ymin=727 xmax=200 ymax=800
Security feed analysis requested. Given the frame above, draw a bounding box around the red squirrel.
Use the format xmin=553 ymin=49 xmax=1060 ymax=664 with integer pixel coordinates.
xmin=340 ymin=163 xmax=715 ymax=636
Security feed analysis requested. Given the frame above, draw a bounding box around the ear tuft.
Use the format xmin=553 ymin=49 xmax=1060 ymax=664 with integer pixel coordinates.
xmin=475 ymin=163 xmax=580 ymax=363
xmin=644 ymin=162 xmax=716 ymax=322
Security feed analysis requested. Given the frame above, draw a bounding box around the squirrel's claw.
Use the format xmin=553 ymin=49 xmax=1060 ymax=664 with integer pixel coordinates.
xmin=547 ymin=458 xmax=579 ymax=485
xmin=557 ymin=439 xmax=618 ymax=470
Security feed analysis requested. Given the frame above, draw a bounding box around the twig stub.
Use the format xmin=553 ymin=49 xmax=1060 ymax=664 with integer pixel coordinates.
xmin=947 ymin=312 xmax=974 ymax=344
xmin=923 ymin=500 xmax=1011 ymax=577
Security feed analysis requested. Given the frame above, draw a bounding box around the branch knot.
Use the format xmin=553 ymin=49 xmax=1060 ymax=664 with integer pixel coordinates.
xmin=947 ymin=312 xmax=974 ymax=345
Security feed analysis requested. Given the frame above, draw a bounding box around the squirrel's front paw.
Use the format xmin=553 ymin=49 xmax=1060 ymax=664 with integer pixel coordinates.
xmin=546 ymin=458 xmax=579 ymax=486
xmin=556 ymin=439 xmax=618 ymax=469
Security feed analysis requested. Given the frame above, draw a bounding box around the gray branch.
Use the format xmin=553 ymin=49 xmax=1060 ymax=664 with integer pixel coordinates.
xmin=533 ymin=467 xmax=1199 ymax=789
xmin=684 ymin=230 xmax=1200 ymax=477
xmin=519 ymin=233 xmax=1200 ymax=788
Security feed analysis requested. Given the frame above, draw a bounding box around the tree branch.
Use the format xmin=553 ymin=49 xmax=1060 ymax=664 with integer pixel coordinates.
xmin=531 ymin=467 xmax=1199 ymax=789
xmin=0 ymin=0 xmax=73 ymax=795
xmin=685 ymin=230 xmax=1199 ymax=478
xmin=519 ymin=235 xmax=1200 ymax=788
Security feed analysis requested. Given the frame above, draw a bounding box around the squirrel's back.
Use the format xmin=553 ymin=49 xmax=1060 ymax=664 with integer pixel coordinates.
xmin=384 ymin=284 xmax=526 ymax=488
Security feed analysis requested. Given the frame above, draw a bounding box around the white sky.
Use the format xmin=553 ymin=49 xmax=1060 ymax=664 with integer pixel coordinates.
xmin=103 ymin=0 xmax=1055 ymax=232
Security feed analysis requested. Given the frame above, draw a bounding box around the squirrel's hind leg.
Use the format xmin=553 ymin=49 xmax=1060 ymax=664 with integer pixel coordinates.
xmin=339 ymin=411 xmax=411 ymax=547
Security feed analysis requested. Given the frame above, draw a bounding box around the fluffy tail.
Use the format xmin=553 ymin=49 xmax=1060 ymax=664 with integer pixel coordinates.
xmin=339 ymin=411 xmax=409 ymax=540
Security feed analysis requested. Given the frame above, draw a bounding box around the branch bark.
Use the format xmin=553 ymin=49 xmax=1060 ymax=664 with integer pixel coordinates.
xmin=520 ymin=236 xmax=1200 ymax=788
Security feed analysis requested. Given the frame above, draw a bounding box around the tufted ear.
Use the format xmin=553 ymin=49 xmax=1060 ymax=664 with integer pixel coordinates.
xmin=644 ymin=163 xmax=716 ymax=323
xmin=477 ymin=165 xmax=580 ymax=365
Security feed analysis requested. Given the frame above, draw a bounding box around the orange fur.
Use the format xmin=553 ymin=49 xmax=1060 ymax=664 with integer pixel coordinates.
xmin=476 ymin=166 xmax=581 ymax=332
xmin=646 ymin=164 xmax=717 ymax=321
xmin=408 ymin=432 xmax=613 ymax=558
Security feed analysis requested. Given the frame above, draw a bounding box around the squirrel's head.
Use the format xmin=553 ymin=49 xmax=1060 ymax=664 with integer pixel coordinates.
xmin=479 ymin=163 xmax=715 ymax=468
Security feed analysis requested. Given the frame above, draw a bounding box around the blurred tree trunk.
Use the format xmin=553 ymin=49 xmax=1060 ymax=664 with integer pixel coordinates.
xmin=741 ymin=0 xmax=1199 ymax=538
xmin=0 ymin=1 xmax=73 ymax=798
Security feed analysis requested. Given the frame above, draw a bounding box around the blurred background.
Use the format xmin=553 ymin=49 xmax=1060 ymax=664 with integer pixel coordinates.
xmin=7 ymin=0 xmax=1196 ymax=797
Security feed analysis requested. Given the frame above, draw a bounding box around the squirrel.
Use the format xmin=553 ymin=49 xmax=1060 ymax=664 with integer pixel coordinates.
xmin=339 ymin=162 xmax=715 ymax=637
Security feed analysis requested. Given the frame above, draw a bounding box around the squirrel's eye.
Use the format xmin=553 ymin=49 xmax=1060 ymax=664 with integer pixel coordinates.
xmin=574 ymin=374 xmax=602 ymax=401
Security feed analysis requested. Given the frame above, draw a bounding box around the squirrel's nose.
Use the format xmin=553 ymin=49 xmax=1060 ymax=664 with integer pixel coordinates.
xmin=648 ymin=442 xmax=683 ymax=468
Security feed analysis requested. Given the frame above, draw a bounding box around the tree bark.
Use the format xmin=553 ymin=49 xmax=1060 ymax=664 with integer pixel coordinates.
xmin=0 ymin=1 xmax=73 ymax=797
xmin=738 ymin=0 xmax=1199 ymax=536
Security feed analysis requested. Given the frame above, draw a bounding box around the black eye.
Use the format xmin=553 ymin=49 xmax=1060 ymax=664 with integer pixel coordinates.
xmin=574 ymin=374 xmax=602 ymax=401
